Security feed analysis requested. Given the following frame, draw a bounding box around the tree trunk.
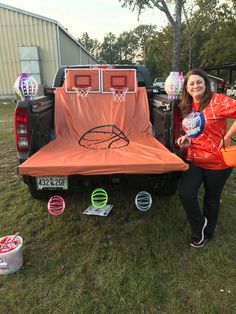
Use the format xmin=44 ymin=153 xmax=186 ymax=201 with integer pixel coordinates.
xmin=172 ymin=0 xmax=182 ymax=71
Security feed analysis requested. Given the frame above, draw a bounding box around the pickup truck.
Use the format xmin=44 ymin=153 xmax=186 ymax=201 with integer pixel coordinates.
xmin=14 ymin=65 xmax=185 ymax=199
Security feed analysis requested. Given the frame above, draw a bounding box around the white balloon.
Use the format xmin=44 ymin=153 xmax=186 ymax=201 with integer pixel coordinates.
xmin=14 ymin=73 xmax=38 ymax=100
xmin=164 ymin=71 xmax=184 ymax=100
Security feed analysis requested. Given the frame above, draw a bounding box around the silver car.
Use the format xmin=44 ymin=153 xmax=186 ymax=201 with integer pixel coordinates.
xmin=153 ymin=78 xmax=165 ymax=93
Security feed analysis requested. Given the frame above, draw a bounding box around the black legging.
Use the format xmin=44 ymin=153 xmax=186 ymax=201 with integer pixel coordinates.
xmin=178 ymin=161 xmax=232 ymax=238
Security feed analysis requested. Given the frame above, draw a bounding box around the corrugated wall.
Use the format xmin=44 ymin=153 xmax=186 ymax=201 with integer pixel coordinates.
xmin=0 ymin=6 xmax=59 ymax=96
xmin=58 ymin=29 xmax=97 ymax=66
xmin=0 ymin=5 xmax=98 ymax=97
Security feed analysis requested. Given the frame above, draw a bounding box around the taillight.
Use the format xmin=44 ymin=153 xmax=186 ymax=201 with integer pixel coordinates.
xmin=14 ymin=107 xmax=30 ymax=152
xmin=173 ymin=106 xmax=183 ymax=148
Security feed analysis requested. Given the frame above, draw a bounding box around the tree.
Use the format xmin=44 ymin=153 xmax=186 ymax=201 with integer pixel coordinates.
xmin=119 ymin=0 xmax=186 ymax=71
xmin=145 ymin=25 xmax=173 ymax=78
xmin=98 ymin=26 xmax=158 ymax=64
xmin=99 ymin=33 xmax=119 ymax=63
xmin=133 ymin=24 xmax=158 ymax=63
xmin=185 ymin=0 xmax=236 ymax=68
xmin=116 ymin=31 xmax=138 ymax=63
xmin=198 ymin=5 xmax=236 ymax=66
xmin=78 ymin=32 xmax=101 ymax=60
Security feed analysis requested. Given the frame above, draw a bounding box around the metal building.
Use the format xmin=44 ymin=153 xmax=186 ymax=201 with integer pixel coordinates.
xmin=0 ymin=3 xmax=97 ymax=97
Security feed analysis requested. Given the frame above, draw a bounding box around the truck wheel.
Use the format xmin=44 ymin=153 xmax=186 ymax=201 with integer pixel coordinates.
xmin=156 ymin=176 xmax=179 ymax=197
xmin=28 ymin=178 xmax=50 ymax=200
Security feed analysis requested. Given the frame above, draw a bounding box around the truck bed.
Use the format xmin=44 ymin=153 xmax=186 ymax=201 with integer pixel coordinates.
xmin=18 ymin=86 xmax=188 ymax=176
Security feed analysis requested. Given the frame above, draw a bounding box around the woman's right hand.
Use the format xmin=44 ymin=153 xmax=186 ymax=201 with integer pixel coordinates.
xmin=177 ymin=135 xmax=191 ymax=148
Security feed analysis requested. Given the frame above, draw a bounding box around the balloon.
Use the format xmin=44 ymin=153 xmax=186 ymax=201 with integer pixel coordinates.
xmin=14 ymin=73 xmax=38 ymax=100
xmin=182 ymin=111 xmax=205 ymax=138
xmin=164 ymin=71 xmax=184 ymax=100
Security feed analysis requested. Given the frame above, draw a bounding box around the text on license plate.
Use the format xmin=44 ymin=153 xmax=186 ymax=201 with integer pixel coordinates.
xmin=36 ymin=176 xmax=68 ymax=190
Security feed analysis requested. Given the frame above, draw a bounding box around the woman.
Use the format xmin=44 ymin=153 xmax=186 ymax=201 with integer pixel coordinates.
xmin=177 ymin=69 xmax=236 ymax=248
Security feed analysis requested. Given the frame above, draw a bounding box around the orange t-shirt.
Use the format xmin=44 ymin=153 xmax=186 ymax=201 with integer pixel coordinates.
xmin=186 ymin=93 xmax=236 ymax=169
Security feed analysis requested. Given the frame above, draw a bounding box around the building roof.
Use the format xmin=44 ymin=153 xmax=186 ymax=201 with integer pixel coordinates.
xmin=203 ymin=62 xmax=236 ymax=71
xmin=0 ymin=2 xmax=96 ymax=61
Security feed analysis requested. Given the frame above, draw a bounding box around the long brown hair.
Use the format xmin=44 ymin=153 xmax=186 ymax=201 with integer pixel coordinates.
xmin=179 ymin=69 xmax=213 ymax=117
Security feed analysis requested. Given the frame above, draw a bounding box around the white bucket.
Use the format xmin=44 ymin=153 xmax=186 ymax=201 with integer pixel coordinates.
xmin=0 ymin=235 xmax=23 ymax=275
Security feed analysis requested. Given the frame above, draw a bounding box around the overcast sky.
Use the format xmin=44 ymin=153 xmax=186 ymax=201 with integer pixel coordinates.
xmin=1 ymin=0 xmax=170 ymax=41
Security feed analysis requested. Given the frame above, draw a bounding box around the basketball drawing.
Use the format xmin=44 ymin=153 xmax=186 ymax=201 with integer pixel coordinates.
xmin=78 ymin=124 xmax=129 ymax=149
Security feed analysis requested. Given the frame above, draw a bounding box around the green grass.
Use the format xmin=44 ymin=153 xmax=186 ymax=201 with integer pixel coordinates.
xmin=0 ymin=102 xmax=236 ymax=313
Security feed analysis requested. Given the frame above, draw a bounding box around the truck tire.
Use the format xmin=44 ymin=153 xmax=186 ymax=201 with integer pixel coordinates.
xmin=28 ymin=177 xmax=50 ymax=200
xmin=155 ymin=174 xmax=179 ymax=197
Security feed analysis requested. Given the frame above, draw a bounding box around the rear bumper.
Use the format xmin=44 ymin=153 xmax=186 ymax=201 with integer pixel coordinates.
xmin=22 ymin=172 xmax=181 ymax=191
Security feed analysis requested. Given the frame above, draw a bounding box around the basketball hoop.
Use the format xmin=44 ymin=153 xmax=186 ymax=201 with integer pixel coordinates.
xmin=111 ymin=87 xmax=129 ymax=102
xmin=72 ymin=86 xmax=91 ymax=98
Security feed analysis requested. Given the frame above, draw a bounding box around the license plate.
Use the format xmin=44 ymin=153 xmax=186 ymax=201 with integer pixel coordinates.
xmin=36 ymin=176 xmax=68 ymax=190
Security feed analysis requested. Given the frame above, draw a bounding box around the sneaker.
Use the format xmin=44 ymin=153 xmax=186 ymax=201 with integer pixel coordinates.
xmin=190 ymin=217 xmax=208 ymax=248
xmin=190 ymin=235 xmax=208 ymax=248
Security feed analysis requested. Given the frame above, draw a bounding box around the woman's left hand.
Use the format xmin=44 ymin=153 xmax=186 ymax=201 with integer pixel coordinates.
xmin=218 ymin=136 xmax=231 ymax=149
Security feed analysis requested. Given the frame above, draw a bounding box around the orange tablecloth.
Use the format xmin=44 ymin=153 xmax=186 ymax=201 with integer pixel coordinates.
xmin=19 ymin=86 xmax=188 ymax=176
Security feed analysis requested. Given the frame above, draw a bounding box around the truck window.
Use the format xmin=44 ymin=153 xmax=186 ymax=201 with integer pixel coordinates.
xmin=137 ymin=71 xmax=146 ymax=87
